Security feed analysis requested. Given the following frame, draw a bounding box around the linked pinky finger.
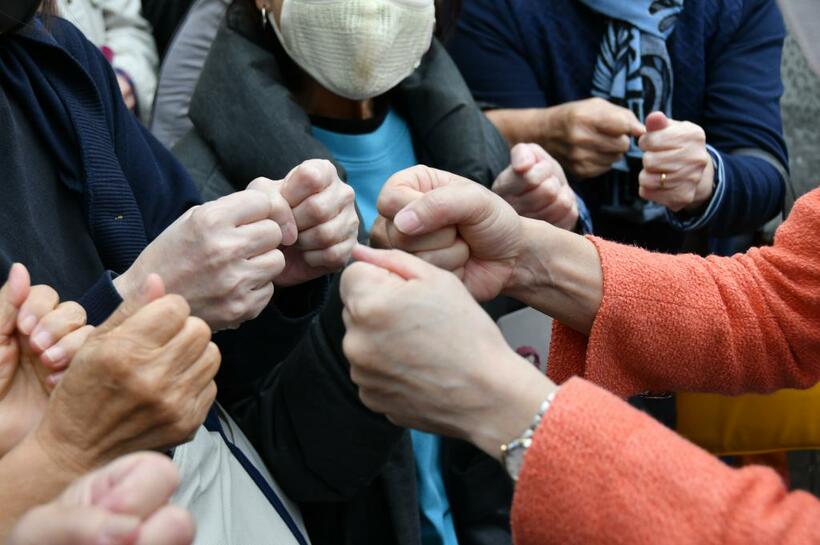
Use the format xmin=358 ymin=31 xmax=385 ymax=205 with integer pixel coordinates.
xmin=41 ymin=325 xmax=94 ymax=372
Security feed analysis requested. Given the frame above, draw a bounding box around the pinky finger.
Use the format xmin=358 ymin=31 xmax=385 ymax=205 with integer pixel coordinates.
xmin=41 ymin=325 xmax=94 ymax=372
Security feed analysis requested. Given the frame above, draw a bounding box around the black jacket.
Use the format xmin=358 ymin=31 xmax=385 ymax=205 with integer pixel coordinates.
xmin=172 ymin=3 xmax=513 ymax=544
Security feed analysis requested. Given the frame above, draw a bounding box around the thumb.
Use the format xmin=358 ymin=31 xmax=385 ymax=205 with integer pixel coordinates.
xmin=645 ymin=111 xmax=671 ymax=133
xmin=393 ymin=184 xmax=494 ymax=237
xmin=351 ymin=244 xmax=437 ymax=281
xmin=95 ymin=274 xmax=166 ymax=335
xmin=510 ymin=143 xmax=538 ymax=174
xmin=0 ymin=264 xmax=30 ymax=338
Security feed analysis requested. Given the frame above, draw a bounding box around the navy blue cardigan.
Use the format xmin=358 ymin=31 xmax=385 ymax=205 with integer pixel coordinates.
xmin=448 ymin=0 xmax=789 ymax=244
xmin=8 ymin=18 xmax=200 ymax=324
xmin=2 ymin=19 xmax=324 ymax=398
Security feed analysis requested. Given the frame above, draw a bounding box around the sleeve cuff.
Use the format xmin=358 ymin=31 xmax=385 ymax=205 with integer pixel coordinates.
xmin=665 ymin=144 xmax=727 ymax=232
xmin=79 ymin=271 xmax=124 ymax=326
xmin=270 ymin=275 xmax=332 ymax=324
xmin=575 ymin=193 xmax=594 ymax=235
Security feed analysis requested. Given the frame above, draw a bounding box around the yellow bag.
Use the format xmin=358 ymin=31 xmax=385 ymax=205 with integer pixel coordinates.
xmin=677 ymin=383 xmax=820 ymax=456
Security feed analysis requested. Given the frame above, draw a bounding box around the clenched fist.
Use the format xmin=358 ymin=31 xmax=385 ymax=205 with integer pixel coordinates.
xmin=115 ymin=191 xmax=294 ymax=331
xmin=493 ymin=143 xmax=579 ymax=230
xmin=37 ymin=275 xmax=220 ymax=475
xmin=550 ymin=98 xmax=646 ymax=179
xmin=638 ymin=112 xmax=716 ymax=212
xmin=250 ymin=160 xmax=359 ymax=288
xmin=375 ymin=166 xmax=525 ymax=302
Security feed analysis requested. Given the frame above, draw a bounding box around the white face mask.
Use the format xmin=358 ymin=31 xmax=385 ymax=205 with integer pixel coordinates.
xmin=270 ymin=0 xmax=436 ymax=101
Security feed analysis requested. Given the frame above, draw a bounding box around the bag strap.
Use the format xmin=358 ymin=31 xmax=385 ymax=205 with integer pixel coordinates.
xmin=204 ymin=409 xmax=309 ymax=545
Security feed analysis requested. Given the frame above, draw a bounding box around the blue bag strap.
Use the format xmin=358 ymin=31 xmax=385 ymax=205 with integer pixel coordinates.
xmin=204 ymin=408 xmax=309 ymax=545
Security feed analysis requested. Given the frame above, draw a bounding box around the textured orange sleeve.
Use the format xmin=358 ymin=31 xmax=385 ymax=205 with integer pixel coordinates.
xmin=548 ymin=190 xmax=820 ymax=397
xmin=511 ymin=378 xmax=820 ymax=545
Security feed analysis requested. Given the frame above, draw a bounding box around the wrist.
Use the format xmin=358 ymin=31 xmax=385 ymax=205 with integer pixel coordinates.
xmin=34 ymin=418 xmax=98 ymax=478
xmin=502 ymin=218 xmax=556 ymax=298
xmin=468 ymin=349 xmax=558 ymax=460
xmin=685 ymin=154 xmax=716 ymax=213
xmin=112 ymin=269 xmax=138 ymax=301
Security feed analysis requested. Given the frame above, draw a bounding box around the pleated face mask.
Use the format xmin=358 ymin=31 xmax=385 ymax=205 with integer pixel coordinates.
xmin=270 ymin=0 xmax=435 ymax=101
xmin=0 ymin=0 xmax=40 ymax=35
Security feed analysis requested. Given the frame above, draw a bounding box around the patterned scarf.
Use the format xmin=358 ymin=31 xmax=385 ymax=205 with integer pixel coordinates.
xmin=579 ymin=0 xmax=685 ymax=172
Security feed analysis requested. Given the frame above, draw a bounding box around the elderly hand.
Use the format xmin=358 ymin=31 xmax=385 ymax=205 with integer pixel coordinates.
xmin=638 ymin=112 xmax=715 ymax=212
xmin=6 ymin=453 xmax=193 ymax=545
xmin=375 ymin=166 xmax=524 ymax=301
xmin=550 ymin=98 xmax=646 ymax=179
xmin=36 ymin=275 xmax=220 ymax=475
xmin=0 ymin=264 xmax=93 ymax=457
xmin=251 ymin=160 xmax=358 ymax=288
xmin=493 ymin=143 xmax=579 ymax=230
xmin=115 ymin=190 xmax=294 ymax=331
xmin=341 ymin=245 xmax=556 ymax=457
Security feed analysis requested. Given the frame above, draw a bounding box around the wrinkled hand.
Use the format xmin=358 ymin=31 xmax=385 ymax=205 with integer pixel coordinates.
xmin=551 ymin=98 xmax=645 ymax=179
xmin=638 ymin=112 xmax=715 ymax=212
xmin=341 ymin=246 xmax=553 ymax=454
xmin=0 ymin=264 xmax=93 ymax=456
xmin=375 ymin=166 xmax=524 ymax=301
xmin=251 ymin=160 xmax=358 ymax=287
xmin=493 ymin=143 xmax=578 ymax=230
xmin=115 ymin=191 xmax=294 ymax=331
xmin=6 ymin=452 xmax=193 ymax=545
xmin=36 ymin=275 xmax=220 ymax=475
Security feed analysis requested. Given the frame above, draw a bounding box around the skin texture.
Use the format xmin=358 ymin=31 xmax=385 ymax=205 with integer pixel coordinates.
xmin=0 ymin=273 xmax=219 ymax=538
xmin=487 ymin=98 xmax=646 ymax=179
xmin=341 ymin=245 xmax=557 ymax=459
xmin=115 ymin=160 xmax=358 ymax=331
xmin=487 ymin=103 xmax=716 ymax=211
xmin=6 ymin=453 xmax=194 ymax=545
xmin=0 ymin=264 xmax=93 ymax=457
xmin=373 ymin=165 xmax=603 ymax=333
xmin=638 ymin=112 xmax=715 ymax=212
xmin=492 ymin=143 xmax=579 ymax=230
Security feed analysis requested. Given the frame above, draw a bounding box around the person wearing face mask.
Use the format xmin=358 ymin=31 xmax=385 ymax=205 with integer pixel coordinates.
xmin=157 ymin=1 xmax=543 ymax=545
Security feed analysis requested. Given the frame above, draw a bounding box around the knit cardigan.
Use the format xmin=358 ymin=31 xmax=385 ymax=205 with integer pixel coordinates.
xmin=510 ymin=188 xmax=820 ymax=544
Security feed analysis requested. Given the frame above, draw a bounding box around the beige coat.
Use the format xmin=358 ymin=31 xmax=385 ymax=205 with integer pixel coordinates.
xmin=58 ymin=0 xmax=158 ymax=122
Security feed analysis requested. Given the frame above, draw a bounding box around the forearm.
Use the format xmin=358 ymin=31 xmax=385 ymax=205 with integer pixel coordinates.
xmin=503 ymin=218 xmax=603 ymax=335
xmin=486 ymin=108 xmax=566 ymax=157
xmin=0 ymin=434 xmax=80 ymax=539
xmin=512 ymin=378 xmax=820 ymax=545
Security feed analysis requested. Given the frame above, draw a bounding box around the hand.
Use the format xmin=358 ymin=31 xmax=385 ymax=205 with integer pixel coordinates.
xmin=638 ymin=112 xmax=715 ymax=212
xmin=116 ymin=73 xmax=137 ymax=112
xmin=341 ymin=245 xmax=556 ymax=457
xmin=550 ymin=98 xmax=646 ymax=179
xmin=0 ymin=265 xmax=93 ymax=457
xmin=376 ymin=165 xmax=525 ymax=301
xmin=493 ymin=143 xmax=579 ymax=230
xmin=36 ymin=275 xmax=220 ymax=475
xmin=6 ymin=452 xmax=194 ymax=545
xmin=115 ymin=191 xmax=294 ymax=331
xmin=252 ymin=160 xmax=358 ymax=287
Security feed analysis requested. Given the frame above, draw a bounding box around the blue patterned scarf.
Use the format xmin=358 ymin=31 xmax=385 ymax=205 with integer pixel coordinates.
xmin=579 ymin=0 xmax=685 ymax=171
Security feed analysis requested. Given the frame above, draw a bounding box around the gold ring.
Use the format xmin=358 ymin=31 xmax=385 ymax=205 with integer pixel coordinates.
xmin=659 ymin=173 xmax=667 ymax=190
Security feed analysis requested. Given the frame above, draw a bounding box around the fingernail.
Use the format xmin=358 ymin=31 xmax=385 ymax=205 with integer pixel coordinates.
xmin=98 ymin=516 xmax=140 ymax=545
xmin=394 ymin=210 xmax=421 ymax=235
xmin=284 ymin=222 xmax=298 ymax=245
xmin=32 ymin=330 xmax=54 ymax=351
xmin=43 ymin=345 xmax=66 ymax=366
xmin=19 ymin=314 xmax=36 ymax=335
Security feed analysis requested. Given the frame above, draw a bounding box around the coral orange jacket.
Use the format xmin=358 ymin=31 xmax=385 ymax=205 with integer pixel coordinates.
xmin=511 ymin=188 xmax=820 ymax=544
